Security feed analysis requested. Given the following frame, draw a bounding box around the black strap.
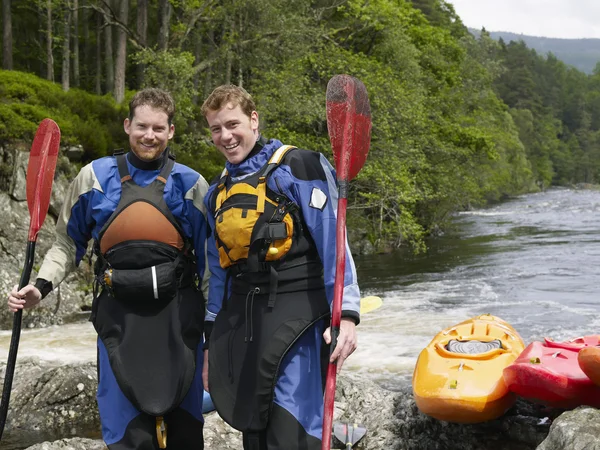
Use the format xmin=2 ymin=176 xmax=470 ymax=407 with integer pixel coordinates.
xmin=243 ymin=431 xmax=264 ymax=450
xmin=268 ymin=266 xmax=278 ymax=309
xmin=116 ymin=153 xmax=130 ymax=181
xmin=158 ymin=152 xmax=175 ymax=181
xmin=116 ymin=150 xmax=175 ymax=184
xmin=221 ymin=270 xmax=231 ymax=311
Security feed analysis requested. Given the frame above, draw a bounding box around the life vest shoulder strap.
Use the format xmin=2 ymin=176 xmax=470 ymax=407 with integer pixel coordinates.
xmin=268 ymin=145 xmax=297 ymax=166
xmin=115 ymin=150 xmax=176 ymax=185
xmin=214 ymin=145 xmax=297 ymax=209
xmin=156 ymin=153 xmax=175 ymax=185
xmin=261 ymin=145 xmax=297 ymax=180
xmin=115 ymin=152 xmax=131 ymax=184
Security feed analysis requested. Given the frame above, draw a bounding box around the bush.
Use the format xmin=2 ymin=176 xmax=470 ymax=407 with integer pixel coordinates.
xmin=0 ymin=70 xmax=126 ymax=161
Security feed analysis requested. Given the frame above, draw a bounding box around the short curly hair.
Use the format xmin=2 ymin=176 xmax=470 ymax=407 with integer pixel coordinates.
xmin=129 ymin=88 xmax=176 ymax=125
xmin=201 ymin=85 xmax=256 ymax=119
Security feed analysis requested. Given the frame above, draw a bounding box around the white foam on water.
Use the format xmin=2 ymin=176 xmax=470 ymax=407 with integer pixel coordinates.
xmin=0 ymin=322 xmax=96 ymax=364
xmin=348 ymin=291 xmax=478 ymax=379
xmin=458 ymin=210 xmax=516 ymax=217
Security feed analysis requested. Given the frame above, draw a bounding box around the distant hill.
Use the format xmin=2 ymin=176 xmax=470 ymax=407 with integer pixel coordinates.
xmin=469 ymin=29 xmax=600 ymax=74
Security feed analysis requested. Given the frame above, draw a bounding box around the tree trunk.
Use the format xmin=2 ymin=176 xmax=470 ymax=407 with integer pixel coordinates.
xmin=192 ymin=26 xmax=202 ymax=106
xmin=62 ymin=1 xmax=71 ymax=91
xmin=72 ymin=0 xmax=79 ymax=86
xmin=46 ymin=0 xmax=54 ymax=81
xmin=95 ymin=9 xmax=101 ymax=94
xmin=104 ymin=0 xmax=114 ymax=94
xmin=136 ymin=0 xmax=147 ymax=87
xmin=203 ymin=28 xmax=214 ymax=96
xmin=113 ymin=0 xmax=129 ymax=103
xmin=237 ymin=12 xmax=244 ymax=87
xmin=157 ymin=0 xmax=171 ymax=51
xmin=84 ymin=2 xmax=90 ymax=89
xmin=224 ymin=20 xmax=234 ymax=85
xmin=2 ymin=0 xmax=13 ymax=70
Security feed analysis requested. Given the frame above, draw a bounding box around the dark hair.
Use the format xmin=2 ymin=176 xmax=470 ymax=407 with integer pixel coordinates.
xmin=129 ymin=88 xmax=176 ymax=124
xmin=201 ymin=85 xmax=256 ymax=119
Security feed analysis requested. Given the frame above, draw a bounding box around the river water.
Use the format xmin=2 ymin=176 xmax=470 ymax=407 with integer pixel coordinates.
xmin=347 ymin=188 xmax=600 ymax=388
xmin=1 ymin=188 xmax=600 ymax=435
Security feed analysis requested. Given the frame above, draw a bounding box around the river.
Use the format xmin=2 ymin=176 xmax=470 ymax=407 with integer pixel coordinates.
xmin=1 ymin=188 xmax=600 ymax=405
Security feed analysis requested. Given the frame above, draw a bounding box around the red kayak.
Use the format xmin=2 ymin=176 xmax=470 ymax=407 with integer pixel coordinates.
xmin=503 ymin=335 xmax=600 ymax=408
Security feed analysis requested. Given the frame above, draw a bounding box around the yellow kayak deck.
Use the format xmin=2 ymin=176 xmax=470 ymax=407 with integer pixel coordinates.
xmin=412 ymin=314 xmax=525 ymax=423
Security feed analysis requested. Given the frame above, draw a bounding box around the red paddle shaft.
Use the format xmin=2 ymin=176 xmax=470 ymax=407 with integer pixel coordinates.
xmin=0 ymin=119 xmax=60 ymax=441
xmin=321 ymin=75 xmax=371 ymax=450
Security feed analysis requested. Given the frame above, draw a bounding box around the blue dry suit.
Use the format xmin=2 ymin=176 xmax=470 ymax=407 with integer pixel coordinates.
xmin=203 ymin=138 xmax=360 ymax=449
xmin=36 ymin=150 xmax=209 ymax=449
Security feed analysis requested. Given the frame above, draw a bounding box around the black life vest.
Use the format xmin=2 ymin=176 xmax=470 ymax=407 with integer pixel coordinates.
xmin=94 ymin=150 xmax=195 ymax=301
xmin=90 ymin=150 xmax=203 ymax=417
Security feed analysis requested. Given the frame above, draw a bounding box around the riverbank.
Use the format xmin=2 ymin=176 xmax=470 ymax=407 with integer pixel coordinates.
xmin=3 ymin=357 xmax=600 ymax=450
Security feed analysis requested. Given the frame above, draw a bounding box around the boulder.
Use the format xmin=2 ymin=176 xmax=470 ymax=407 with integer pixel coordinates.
xmin=4 ymin=358 xmax=593 ymax=450
xmin=0 ymin=146 xmax=94 ymax=330
xmin=0 ymin=358 xmax=100 ymax=448
xmin=537 ymin=406 xmax=600 ymax=450
xmin=25 ymin=438 xmax=107 ymax=450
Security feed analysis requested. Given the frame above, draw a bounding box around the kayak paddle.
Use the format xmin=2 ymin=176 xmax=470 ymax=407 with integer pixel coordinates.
xmin=322 ymin=74 xmax=371 ymax=450
xmin=359 ymin=296 xmax=382 ymax=315
xmin=0 ymin=118 xmax=61 ymax=441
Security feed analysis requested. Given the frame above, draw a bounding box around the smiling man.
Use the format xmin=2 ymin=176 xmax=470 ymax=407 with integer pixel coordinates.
xmin=200 ymin=84 xmax=361 ymax=450
xmin=8 ymin=88 xmax=210 ymax=450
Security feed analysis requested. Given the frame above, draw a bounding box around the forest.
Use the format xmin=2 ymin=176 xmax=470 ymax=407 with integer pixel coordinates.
xmin=1 ymin=0 xmax=600 ymax=252
xmin=474 ymin=29 xmax=600 ymax=75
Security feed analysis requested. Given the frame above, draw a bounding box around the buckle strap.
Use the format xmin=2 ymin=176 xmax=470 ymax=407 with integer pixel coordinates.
xmin=157 ymin=150 xmax=175 ymax=183
xmin=115 ymin=153 xmax=131 ymax=183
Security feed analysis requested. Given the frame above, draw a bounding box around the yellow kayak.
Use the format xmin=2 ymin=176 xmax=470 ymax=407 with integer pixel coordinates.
xmin=412 ymin=314 xmax=525 ymax=423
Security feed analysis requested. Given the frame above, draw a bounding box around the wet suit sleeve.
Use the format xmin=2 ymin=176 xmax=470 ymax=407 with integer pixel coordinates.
xmin=203 ymin=185 xmax=228 ymax=348
xmin=272 ymin=151 xmax=361 ymax=324
xmin=37 ymin=163 xmax=98 ymax=291
xmin=184 ymin=175 xmax=211 ymax=300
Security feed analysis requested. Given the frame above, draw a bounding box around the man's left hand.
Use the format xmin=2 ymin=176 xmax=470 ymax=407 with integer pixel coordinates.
xmin=323 ymin=318 xmax=357 ymax=374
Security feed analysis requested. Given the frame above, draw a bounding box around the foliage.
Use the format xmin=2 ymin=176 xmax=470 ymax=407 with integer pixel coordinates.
xmin=1 ymin=0 xmax=599 ymax=251
xmin=0 ymin=70 xmax=126 ymax=159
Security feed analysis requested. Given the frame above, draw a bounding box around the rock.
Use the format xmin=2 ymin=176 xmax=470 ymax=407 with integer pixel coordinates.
xmin=334 ymin=375 xmax=554 ymax=450
xmin=2 ymin=359 xmax=600 ymax=450
xmin=0 ymin=149 xmax=92 ymax=329
xmin=65 ymin=146 xmax=84 ymax=162
xmin=537 ymin=407 xmax=600 ymax=450
xmin=0 ymin=357 xmax=100 ymax=444
xmin=9 ymin=150 xmax=28 ymax=201
xmin=25 ymin=438 xmax=107 ymax=450
xmin=203 ymin=411 xmax=243 ymax=449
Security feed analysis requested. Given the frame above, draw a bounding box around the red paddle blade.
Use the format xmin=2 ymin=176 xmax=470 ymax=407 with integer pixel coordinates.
xmin=26 ymin=118 xmax=61 ymax=241
xmin=326 ymin=75 xmax=372 ymax=181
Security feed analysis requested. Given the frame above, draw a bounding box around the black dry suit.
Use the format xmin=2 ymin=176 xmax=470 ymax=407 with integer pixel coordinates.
xmin=91 ymin=151 xmax=204 ymax=417
xmin=207 ymin=145 xmax=331 ymax=442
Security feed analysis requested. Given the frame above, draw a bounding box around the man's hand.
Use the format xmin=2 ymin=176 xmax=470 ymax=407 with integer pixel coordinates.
xmin=202 ymin=349 xmax=209 ymax=392
xmin=7 ymin=284 xmax=42 ymax=312
xmin=323 ymin=318 xmax=357 ymax=374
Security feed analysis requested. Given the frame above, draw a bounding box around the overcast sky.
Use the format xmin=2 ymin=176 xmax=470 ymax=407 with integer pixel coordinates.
xmin=447 ymin=0 xmax=600 ymax=39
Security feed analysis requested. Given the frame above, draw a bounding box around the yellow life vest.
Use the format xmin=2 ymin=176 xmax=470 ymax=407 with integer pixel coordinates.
xmin=214 ymin=145 xmax=297 ymax=270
